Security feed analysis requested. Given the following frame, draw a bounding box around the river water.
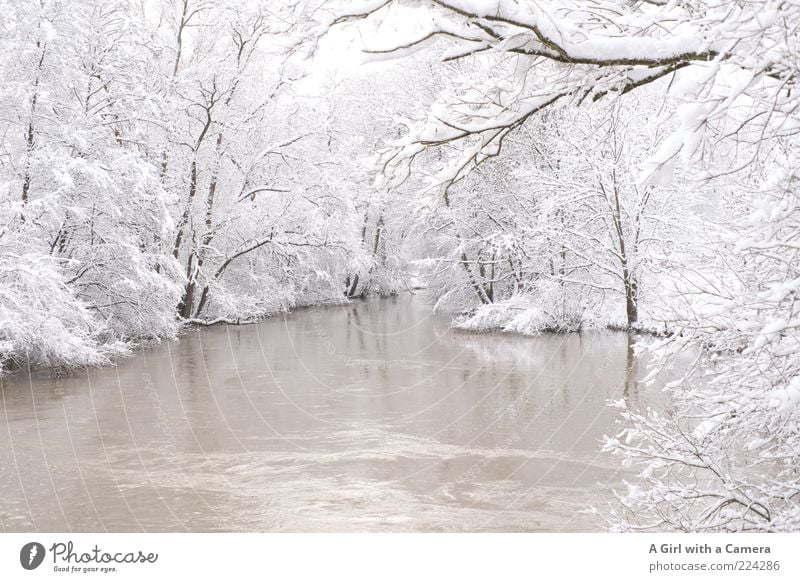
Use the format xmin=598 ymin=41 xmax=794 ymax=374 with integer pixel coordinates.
xmin=0 ymin=293 xmax=663 ymax=532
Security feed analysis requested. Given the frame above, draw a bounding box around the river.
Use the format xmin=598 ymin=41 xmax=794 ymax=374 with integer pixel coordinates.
xmin=0 ymin=293 xmax=663 ymax=532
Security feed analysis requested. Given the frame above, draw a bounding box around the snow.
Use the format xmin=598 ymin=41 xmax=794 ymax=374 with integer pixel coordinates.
xmin=2 ymin=0 xmax=800 ymax=535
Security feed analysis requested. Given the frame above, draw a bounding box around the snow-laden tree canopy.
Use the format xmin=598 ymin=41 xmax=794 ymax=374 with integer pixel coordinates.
xmin=314 ymin=0 xmax=794 ymax=188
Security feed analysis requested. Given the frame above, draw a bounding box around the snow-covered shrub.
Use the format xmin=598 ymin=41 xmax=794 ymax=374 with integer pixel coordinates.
xmin=0 ymin=251 xmax=118 ymax=372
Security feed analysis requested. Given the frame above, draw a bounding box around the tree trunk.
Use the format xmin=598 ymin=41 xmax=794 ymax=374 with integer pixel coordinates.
xmin=21 ymin=41 xmax=46 ymax=212
xmin=172 ymin=159 xmax=198 ymax=258
xmin=623 ymin=270 xmax=638 ymax=326
xmin=189 ymin=135 xmax=223 ymax=318
xmin=347 ymin=274 xmax=360 ymax=298
xmin=178 ymin=252 xmax=196 ymax=319
xmin=607 ymin=179 xmax=638 ymax=327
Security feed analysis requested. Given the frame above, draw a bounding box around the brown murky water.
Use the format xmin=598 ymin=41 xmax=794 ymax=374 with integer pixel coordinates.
xmin=0 ymin=293 xmax=662 ymax=532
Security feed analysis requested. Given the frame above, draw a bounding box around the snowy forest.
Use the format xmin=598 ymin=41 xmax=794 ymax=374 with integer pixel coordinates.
xmin=1 ymin=0 xmax=799 ymax=533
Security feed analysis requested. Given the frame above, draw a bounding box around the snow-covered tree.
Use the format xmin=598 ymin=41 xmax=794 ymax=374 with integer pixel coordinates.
xmin=0 ymin=0 xmax=182 ymax=371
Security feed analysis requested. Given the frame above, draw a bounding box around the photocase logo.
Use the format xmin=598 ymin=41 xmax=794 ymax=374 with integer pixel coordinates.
xmin=20 ymin=542 xmax=46 ymax=570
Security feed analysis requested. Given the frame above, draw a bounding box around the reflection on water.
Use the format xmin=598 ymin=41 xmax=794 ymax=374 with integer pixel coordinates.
xmin=0 ymin=294 xmax=667 ymax=532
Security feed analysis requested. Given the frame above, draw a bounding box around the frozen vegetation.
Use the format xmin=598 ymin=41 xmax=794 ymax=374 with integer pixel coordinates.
xmin=1 ymin=0 xmax=799 ymax=532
